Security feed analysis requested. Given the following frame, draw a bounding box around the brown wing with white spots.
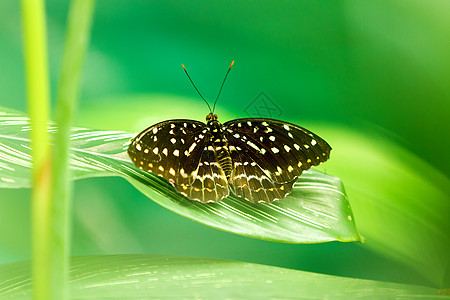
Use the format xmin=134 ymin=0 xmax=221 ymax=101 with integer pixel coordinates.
xmin=173 ymin=143 xmax=229 ymax=203
xmin=229 ymin=148 xmax=296 ymax=203
xmin=128 ymin=119 xmax=209 ymax=187
xmin=223 ymin=118 xmax=331 ymax=202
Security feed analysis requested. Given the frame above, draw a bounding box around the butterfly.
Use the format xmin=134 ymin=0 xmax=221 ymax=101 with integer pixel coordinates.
xmin=128 ymin=61 xmax=331 ymax=203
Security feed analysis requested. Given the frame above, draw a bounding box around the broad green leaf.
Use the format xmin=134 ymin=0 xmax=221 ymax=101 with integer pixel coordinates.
xmin=75 ymin=95 xmax=450 ymax=287
xmin=317 ymin=125 xmax=450 ymax=288
xmin=0 ymin=107 xmax=360 ymax=244
xmin=0 ymin=254 xmax=445 ymax=299
xmin=91 ymin=95 xmax=450 ymax=287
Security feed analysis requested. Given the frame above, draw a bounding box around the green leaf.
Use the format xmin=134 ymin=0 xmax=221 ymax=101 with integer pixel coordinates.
xmin=0 ymin=254 xmax=444 ymax=299
xmin=0 ymin=107 xmax=360 ymax=244
xmin=316 ymin=124 xmax=450 ymax=287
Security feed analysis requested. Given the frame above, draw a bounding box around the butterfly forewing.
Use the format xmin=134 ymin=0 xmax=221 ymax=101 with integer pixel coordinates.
xmin=223 ymin=118 xmax=331 ymax=185
xmin=128 ymin=119 xmax=208 ymax=186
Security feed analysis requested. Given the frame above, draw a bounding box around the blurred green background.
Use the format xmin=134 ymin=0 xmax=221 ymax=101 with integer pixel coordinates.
xmin=0 ymin=0 xmax=449 ymax=289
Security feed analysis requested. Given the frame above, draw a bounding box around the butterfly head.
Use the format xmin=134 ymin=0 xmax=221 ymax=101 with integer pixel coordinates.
xmin=206 ymin=113 xmax=221 ymax=131
xmin=206 ymin=113 xmax=218 ymax=122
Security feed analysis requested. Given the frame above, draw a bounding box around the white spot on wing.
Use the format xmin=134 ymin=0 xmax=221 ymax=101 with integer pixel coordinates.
xmin=189 ymin=142 xmax=197 ymax=153
xmin=153 ymin=147 xmax=159 ymax=155
xmin=311 ymin=139 xmax=317 ymax=146
xmin=284 ymin=145 xmax=291 ymax=152
xmin=271 ymin=147 xmax=279 ymax=153
xmin=173 ymin=149 xmax=179 ymax=156
xmin=247 ymin=141 xmax=260 ymax=151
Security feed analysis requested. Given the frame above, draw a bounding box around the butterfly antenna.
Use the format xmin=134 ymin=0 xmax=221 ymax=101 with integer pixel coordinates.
xmin=212 ymin=60 xmax=234 ymax=113
xmin=182 ymin=63 xmax=212 ymax=113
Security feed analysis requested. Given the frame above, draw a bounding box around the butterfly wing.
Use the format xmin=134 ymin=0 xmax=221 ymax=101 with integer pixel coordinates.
xmin=175 ymin=143 xmax=229 ymax=203
xmin=128 ymin=119 xmax=229 ymax=203
xmin=229 ymin=148 xmax=296 ymax=203
xmin=128 ymin=119 xmax=208 ymax=186
xmin=223 ymin=118 xmax=331 ymax=203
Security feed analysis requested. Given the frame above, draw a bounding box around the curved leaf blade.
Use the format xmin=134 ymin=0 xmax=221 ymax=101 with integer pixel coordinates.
xmin=317 ymin=124 xmax=450 ymax=287
xmin=0 ymin=255 xmax=444 ymax=299
xmin=0 ymin=107 xmax=360 ymax=243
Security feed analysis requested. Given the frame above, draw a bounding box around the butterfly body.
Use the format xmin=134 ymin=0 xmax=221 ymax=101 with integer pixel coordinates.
xmin=128 ymin=114 xmax=331 ymax=203
xmin=206 ymin=113 xmax=233 ymax=180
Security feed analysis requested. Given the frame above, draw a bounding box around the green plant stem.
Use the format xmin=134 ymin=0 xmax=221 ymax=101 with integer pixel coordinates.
xmin=50 ymin=0 xmax=96 ymax=299
xmin=21 ymin=0 xmax=95 ymax=299
xmin=20 ymin=0 xmax=52 ymax=299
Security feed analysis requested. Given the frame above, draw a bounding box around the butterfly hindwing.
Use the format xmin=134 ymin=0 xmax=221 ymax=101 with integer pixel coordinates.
xmin=229 ymin=146 xmax=295 ymax=203
xmin=173 ymin=143 xmax=229 ymax=203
